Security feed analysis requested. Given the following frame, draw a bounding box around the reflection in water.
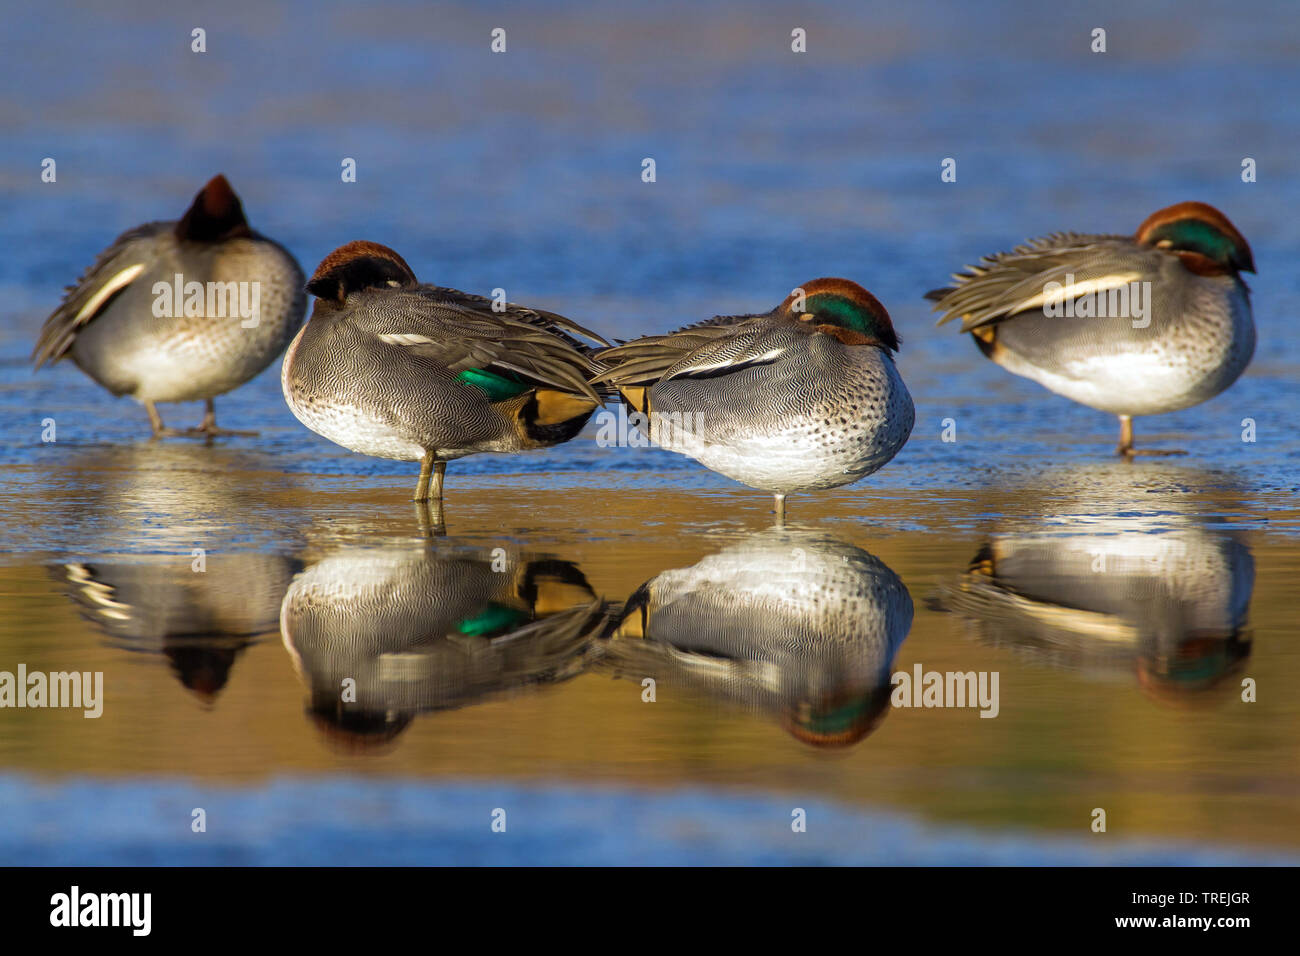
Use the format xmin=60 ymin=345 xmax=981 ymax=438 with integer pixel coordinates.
xmin=938 ymin=519 xmax=1254 ymax=705
xmin=595 ymin=530 xmax=913 ymax=747
xmin=55 ymin=555 xmax=299 ymax=701
xmin=42 ymin=443 xmax=307 ymax=702
xmin=31 ymin=443 xmax=307 ymax=554
xmin=280 ymin=546 xmax=607 ymax=752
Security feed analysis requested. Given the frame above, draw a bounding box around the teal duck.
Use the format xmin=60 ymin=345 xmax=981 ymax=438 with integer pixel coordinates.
xmin=33 ymin=174 xmax=305 ymax=437
xmin=591 ymin=278 xmax=914 ymax=517
xmin=282 ymin=241 xmax=607 ymax=503
xmin=927 ymin=201 xmax=1255 ymax=456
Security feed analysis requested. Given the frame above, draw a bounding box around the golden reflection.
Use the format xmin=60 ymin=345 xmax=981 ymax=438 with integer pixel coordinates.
xmin=593 ymin=529 xmax=913 ymax=747
xmin=937 ymin=498 xmax=1254 ymax=706
xmin=53 ymin=554 xmax=299 ymax=702
xmin=279 ymin=546 xmax=608 ymax=753
xmin=37 ymin=442 xmax=309 ymax=552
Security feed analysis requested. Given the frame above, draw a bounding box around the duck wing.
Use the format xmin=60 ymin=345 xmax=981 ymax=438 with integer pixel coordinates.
xmin=926 ymin=233 xmax=1160 ymax=333
xmin=589 ymin=313 xmax=767 ymax=388
xmin=418 ymin=285 xmax=609 ymax=351
xmin=33 ymin=222 xmax=171 ymax=368
xmin=357 ymin=292 xmax=602 ymax=402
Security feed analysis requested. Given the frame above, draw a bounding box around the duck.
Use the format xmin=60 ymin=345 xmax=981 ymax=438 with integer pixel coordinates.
xmin=595 ymin=530 xmax=913 ymax=747
xmin=57 ymin=553 xmax=300 ymax=704
xmin=936 ymin=511 xmax=1253 ymax=706
xmin=590 ymin=278 xmax=914 ymax=517
xmin=33 ymin=174 xmax=306 ymax=437
xmin=280 ymin=544 xmax=606 ymax=751
xmin=926 ymin=201 xmax=1255 ymax=456
xmin=282 ymin=240 xmax=608 ymax=503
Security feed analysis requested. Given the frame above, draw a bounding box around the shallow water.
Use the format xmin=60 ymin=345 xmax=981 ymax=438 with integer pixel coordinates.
xmin=0 ymin=0 xmax=1298 ymax=864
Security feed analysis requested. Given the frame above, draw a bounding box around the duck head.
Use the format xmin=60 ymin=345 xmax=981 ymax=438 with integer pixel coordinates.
xmin=780 ymin=277 xmax=900 ymax=351
xmin=306 ymin=240 xmax=418 ymax=303
xmin=306 ymin=694 xmax=414 ymax=754
xmin=1136 ymin=201 xmax=1255 ymax=276
xmin=175 ymin=174 xmax=253 ymax=242
xmin=782 ymin=685 xmax=894 ymax=748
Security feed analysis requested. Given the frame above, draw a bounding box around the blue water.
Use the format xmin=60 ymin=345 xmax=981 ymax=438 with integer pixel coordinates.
xmin=3 ymin=0 xmax=1298 ymax=485
xmin=1 ymin=0 xmax=1298 ymax=864
xmin=2 ymin=774 xmax=1292 ymax=866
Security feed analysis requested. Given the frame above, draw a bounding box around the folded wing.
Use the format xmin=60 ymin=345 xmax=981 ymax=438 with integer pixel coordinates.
xmin=366 ymin=292 xmax=603 ymax=403
xmin=589 ymin=313 xmax=766 ymax=390
xmin=927 ymin=232 xmax=1158 ymax=333
xmin=33 ymin=223 xmax=169 ymax=368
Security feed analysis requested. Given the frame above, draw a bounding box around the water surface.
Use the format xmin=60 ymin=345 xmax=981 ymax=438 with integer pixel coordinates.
xmin=0 ymin=0 xmax=1297 ymax=864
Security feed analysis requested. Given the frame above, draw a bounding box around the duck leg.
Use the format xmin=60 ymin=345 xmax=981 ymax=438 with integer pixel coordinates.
xmin=145 ymin=400 xmax=192 ymax=439
xmin=773 ymin=493 xmax=786 ymax=524
xmin=188 ymin=398 xmax=258 ymax=438
xmin=1116 ymin=414 xmax=1135 ymax=455
xmin=414 ymin=453 xmax=447 ymax=502
xmin=145 ymin=400 xmax=170 ymax=438
xmin=415 ymin=499 xmax=447 ymax=537
xmin=1116 ymin=414 xmax=1186 ymax=458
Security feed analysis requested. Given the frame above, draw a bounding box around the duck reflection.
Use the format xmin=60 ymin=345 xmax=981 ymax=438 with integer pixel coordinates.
xmin=41 ymin=443 xmax=309 ymax=554
xmin=280 ymin=546 xmax=607 ymax=752
xmin=56 ymin=554 xmax=299 ymax=702
xmin=938 ymin=520 xmax=1253 ymax=704
xmin=595 ymin=530 xmax=912 ymax=747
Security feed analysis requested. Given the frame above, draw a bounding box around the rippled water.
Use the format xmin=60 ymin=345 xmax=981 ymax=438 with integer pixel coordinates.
xmin=0 ymin=0 xmax=1298 ymax=864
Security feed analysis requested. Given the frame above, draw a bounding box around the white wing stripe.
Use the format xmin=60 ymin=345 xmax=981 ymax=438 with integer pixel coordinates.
xmin=1012 ymin=272 xmax=1143 ymax=314
xmin=379 ymin=333 xmax=438 ymax=347
xmin=674 ymin=347 xmax=786 ymax=377
xmin=74 ymin=263 xmax=145 ymax=323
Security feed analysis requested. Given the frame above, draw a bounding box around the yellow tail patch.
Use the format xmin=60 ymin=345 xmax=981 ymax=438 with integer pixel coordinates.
xmin=529 ymin=577 xmax=597 ymax=616
xmin=532 ymin=389 xmax=599 ymax=426
xmin=610 ymin=606 xmax=646 ymax=640
xmin=618 ymin=386 xmax=651 ymax=416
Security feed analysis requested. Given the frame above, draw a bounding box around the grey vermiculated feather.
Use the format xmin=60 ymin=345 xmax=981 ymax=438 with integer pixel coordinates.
xmin=349 ymin=294 xmax=602 ymax=402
